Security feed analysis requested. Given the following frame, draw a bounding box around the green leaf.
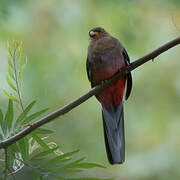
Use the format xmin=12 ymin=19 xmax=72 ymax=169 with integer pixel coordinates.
xmin=18 ymin=137 xmax=29 ymax=160
xmin=34 ymin=128 xmax=54 ymax=135
xmin=12 ymin=40 xmax=17 ymax=49
xmin=8 ymin=66 xmax=15 ymax=81
xmin=18 ymin=47 xmax=22 ymax=66
xmin=9 ymin=142 xmax=19 ymax=154
xmin=7 ymin=42 xmax=12 ymax=56
xmin=60 ymin=157 xmax=86 ymax=169
xmin=71 ymin=162 xmax=106 ymax=169
xmin=8 ymin=56 xmax=13 ymax=68
xmin=24 ymin=108 xmax=49 ymax=123
xmin=32 ymin=146 xmax=59 ymax=160
xmin=0 ymin=109 xmax=3 ymax=125
xmin=30 ymin=133 xmax=50 ymax=150
xmin=6 ymin=75 xmax=16 ymax=91
xmin=3 ymin=90 xmax=18 ymax=102
xmin=8 ymin=142 xmax=21 ymax=166
xmin=29 ymin=137 xmax=40 ymax=154
xmin=15 ymin=100 xmax=36 ymax=126
xmin=19 ymin=56 xmax=28 ymax=85
xmin=48 ymin=149 xmax=80 ymax=165
xmin=59 ymin=168 xmax=83 ymax=173
xmin=7 ymin=151 xmax=16 ymax=168
xmin=0 ymin=109 xmax=5 ymax=139
xmin=5 ymin=99 xmax=14 ymax=131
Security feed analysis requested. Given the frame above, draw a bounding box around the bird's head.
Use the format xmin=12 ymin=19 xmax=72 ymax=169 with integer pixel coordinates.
xmin=89 ymin=27 xmax=108 ymax=40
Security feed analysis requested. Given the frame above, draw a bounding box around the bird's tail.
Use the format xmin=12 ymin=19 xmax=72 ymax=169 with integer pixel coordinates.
xmin=102 ymin=101 xmax=125 ymax=164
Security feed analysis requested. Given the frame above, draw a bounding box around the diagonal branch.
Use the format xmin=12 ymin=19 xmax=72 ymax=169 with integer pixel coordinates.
xmin=0 ymin=36 xmax=179 ymax=149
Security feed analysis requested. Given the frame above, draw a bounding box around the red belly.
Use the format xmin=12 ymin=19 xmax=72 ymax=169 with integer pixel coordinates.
xmin=93 ymin=70 xmax=126 ymax=109
xmin=97 ymin=78 xmax=126 ymax=109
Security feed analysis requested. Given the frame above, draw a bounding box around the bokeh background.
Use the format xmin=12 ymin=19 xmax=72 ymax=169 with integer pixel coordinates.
xmin=0 ymin=0 xmax=180 ymax=179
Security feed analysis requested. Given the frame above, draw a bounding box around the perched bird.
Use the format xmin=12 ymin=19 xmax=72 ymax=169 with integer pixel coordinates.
xmin=86 ymin=27 xmax=132 ymax=164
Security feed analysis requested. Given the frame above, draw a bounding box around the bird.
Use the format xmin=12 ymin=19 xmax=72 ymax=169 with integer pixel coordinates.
xmin=86 ymin=27 xmax=132 ymax=164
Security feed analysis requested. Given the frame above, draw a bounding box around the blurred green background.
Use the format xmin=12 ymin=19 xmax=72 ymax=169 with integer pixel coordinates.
xmin=0 ymin=0 xmax=180 ymax=179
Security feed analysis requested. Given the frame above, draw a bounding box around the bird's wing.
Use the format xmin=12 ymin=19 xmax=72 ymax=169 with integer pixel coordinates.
xmin=122 ymin=48 xmax=132 ymax=100
xmin=86 ymin=54 xmax=92 ymax=82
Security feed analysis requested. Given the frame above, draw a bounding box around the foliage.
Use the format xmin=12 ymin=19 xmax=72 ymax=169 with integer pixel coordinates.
xmin=0 ymin=41 xmax=112 ymax=180
xmin=4 ymin=41 xmax=26 ymax=107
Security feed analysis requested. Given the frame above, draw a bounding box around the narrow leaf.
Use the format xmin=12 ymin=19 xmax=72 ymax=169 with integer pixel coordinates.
xmin=18 ymin=47 xmax=22 ymax=66
xmin=0 ymin=109 xmax=3 ymax=124
xmin=72 ymin=162 xmax=106 ymax=169
xmin=60 ymin=157 xmax=86 ymax=169
xmin=15 ymin=100 xmax=36 ymax=126
xmin=18 ymin=137 xmax=29 ymax=160
xmin=57 ymin=157 xmax=72 ymax=163
xmin=19 ymin=56 xmax=28 ymax=85
xmin=19 ymin=72 xmax=22 ymax=86
xmin=5 ymin=99 xmax=14 ymax=130
xmin=9 ymin=142 xmax=19 ymax=154
xmin=48 ymin=149 xmax=80 ymax=165
xmin=8 ymin=56 xmax=13 ymax=68
xmin=0 ymin=132 xmax=3 ymax=140
xmin=6 ymin=75 xmax=16 ymax=91
xmin=24 ymin=108 xmax=49 ymax=123
xmin=30 ymin=133 xmax=49 ymax=150
xmin=34 ymin=128 xmax=54 ymax=135
xmin=59 ymin=168 xmax=83 ymax=173
xmin=29 ymin=137 xmax=41 ymax=154
xmin=8 ymin=66 xmax=15 ymax=80
xmin=3 ymin=90 xmax=18 ymax=102
xmin=0 ymin=109 xmax=5 ymax=139
xmin=7 ymin=42 xmax=12 ymax=56
xmin=12 ymin=40 xmax=17 ymax=49
xmin=32 ymin=146 xmax=59 ymax=160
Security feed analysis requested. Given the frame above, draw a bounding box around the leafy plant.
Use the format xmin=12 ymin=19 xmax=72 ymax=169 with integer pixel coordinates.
xmin=4 ymin=40 xmax=26 ymax=108
xmin=0 ymin=41 xmax=112 ymax=180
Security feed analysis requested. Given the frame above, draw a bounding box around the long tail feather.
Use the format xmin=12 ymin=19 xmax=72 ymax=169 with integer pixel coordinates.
xmin=102 ymin=101 xmax=125 ymax=164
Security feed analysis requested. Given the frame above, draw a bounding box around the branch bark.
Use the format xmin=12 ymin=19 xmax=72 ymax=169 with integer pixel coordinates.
xmin=4 ymin=148 xmax=8 ymax=180
xmin=0 ymin=37 xmax=179 ymax=149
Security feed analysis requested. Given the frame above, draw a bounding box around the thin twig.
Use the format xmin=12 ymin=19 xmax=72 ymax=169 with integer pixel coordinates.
xmin=0 ymin=36 xmax=179 ymax=149
xmin=4 ymin=148 xmax=8 ymax=180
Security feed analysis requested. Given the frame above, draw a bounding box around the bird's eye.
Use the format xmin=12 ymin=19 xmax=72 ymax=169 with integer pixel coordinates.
xmin=89 ymin=31 xmax=98 ymax=37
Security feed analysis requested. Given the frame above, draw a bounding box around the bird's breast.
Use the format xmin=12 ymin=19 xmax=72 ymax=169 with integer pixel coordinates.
xmin=89 ymin=37 xmax=118 ymax=53
xmin=91 ymin=53 xmax=125 ymax=85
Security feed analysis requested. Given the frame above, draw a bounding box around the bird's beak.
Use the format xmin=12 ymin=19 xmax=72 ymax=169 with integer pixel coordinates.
xmin=89 ymin=31 xmax=98 ymax=37
xmin=89 ymin=31 xmax=95 ymax=36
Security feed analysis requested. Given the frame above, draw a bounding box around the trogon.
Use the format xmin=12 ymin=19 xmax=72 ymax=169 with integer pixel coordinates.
xmin=86 ymin=27 xmax=132 ymax=164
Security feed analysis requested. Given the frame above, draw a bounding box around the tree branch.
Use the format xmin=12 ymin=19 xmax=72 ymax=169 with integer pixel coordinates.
xmin=0 ymin=37 xmax=179 ymax=149
xmin=4 ymin=147 xmax=8 ymax=180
